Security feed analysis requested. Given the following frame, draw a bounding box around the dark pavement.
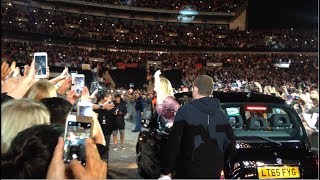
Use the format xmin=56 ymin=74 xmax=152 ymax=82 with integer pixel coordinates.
xmin=108 ymin=120 xmax=144 ymax=179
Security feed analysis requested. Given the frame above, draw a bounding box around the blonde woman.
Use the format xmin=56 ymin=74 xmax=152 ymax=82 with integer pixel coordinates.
xmin=24 ymin=80 xmax=57 ymax=101
xmin=1 ymin=99 xmax=50 ymax=153
xmin=154 ymin=70 xmax=180 ymax=129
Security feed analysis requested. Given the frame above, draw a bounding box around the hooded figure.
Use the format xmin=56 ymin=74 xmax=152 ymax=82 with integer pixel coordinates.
xmin=160 ymin=75 xmax=236 ymax=179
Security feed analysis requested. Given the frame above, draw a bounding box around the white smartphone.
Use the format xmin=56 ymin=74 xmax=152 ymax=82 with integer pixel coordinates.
xmin=77 ymin=101 xmax=93 ymax=117
xmin=74 ymin=74 xmax=85 ymax=94
xmin=70 ymin=71 xmax=78 ymax=84
xmin=63 ymin=114 xmax=93 ymax=164
xmin=34 ymin=52 xmax=48 ymax=79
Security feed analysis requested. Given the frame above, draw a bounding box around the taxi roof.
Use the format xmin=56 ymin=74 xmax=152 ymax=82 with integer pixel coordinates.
xmin=174 ymin=91 xmax=286 ymax=104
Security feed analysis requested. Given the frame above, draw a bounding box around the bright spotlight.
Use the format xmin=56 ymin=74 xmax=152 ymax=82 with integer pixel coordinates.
xmin=177 ymin=5 xmax=198 ymax=23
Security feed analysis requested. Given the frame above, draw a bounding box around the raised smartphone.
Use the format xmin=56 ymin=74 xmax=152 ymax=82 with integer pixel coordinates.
xmin=34 ymin=52 xmax=48 ymax=79
xmin=63 ymin=114 xmax=93 ymax=165
xmin=74 ymin=74 xmax=85 ymax=94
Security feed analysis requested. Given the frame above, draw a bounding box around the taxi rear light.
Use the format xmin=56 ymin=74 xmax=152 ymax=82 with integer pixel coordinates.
xmin=311 ymin=151 xmax=318 ymax=168
xmin=246 ymin=106 xmax=267 ymax=110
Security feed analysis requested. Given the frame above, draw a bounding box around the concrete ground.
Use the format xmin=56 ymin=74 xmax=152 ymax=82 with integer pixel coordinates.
xmin=108 ymin=120 xmax=145 ymax=179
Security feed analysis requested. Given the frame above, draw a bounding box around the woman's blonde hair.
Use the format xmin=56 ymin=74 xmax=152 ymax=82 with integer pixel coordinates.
xmin=1 ymin=99 xmax=50 ymax=153
xmin=155 ymin=78 xmax=174 ymax=104
xmin=24 ymin=80 xmax=57 ymax=101
xmin=264 ymin=86 xmax=272 ymax=95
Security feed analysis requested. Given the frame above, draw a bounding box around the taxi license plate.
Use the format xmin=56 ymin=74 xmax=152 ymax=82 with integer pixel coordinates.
xmin=258 ymin=166 xmax=300 ymax=179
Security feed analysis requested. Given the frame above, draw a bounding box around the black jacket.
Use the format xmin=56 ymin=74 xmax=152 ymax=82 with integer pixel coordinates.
xmin=160 ymin=97 xmax=236 ymax=179
xmin=135 ymin=97 xmax=144 ymax=112
xmin=113 ymin=100 xmax=127 ymax=121
xmin=94 ymin=108 xmax=114 ymax=136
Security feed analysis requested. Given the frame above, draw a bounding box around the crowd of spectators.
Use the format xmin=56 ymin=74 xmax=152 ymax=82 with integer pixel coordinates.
xmin=180 ymin=54 xmax=318 ymax=91
xmin=97 ymin=76 xmax=318 ymax=148
xmin=1 ymin=55 xmax=317 ymax=179
xmin=1 ymin=2 xmax=318 ymax=179
xmin=2 ymin=41 xmax=91 ymax=68
xmin=1 ymin=40 xmax=211 ymax=68
xmin=78 ymin=0 xmax=244 ymax=12
xmin=1 ymin=60 xmax=108 ymax=179
xmin=2 ymin=40 xmax=317 ymax=72
xmin=2 ymin=40 xmax=318 ymax=91
xmin=2 ymin=5 xmax=318 ymax=50
xmin=93 ymin=82 xmax=319 ymax=143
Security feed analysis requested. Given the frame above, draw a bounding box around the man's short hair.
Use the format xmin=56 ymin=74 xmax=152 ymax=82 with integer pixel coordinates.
xmin=40 ymin=97 xmax=72 ymax=126
xmin=310 ymin=85 xmax=318 ymax=92
xmin=104 ymin=91 xmax=112 ymax=98
xmin=194 ymin=75 xmax=214 ymax=96
xmin=114 ymin=94 xmax=121 ymax=98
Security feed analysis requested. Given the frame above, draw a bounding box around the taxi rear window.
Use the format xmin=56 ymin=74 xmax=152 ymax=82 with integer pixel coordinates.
xmin=222 ymin=104 xmax=306 ymax=140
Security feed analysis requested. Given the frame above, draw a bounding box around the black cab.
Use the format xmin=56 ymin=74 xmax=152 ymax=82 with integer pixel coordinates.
xmin=136 ymin=92 xmax=318 ymax=179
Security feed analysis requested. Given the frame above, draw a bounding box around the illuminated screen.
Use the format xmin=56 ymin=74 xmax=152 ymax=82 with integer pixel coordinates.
xmin=74 ymin=76 xmax=85 ymax=93
xmin=177 ymin=5 xmax=198 ymax=23
xmin=226 ymin=107 xmax=240 ymax=116
xmin=63 ymin=121 xmax=91 ymax=164
xmin=35 ymin=55 xmax=46 ymax=75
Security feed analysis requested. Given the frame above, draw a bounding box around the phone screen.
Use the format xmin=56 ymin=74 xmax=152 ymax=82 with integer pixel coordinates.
xmin=232 ymin=83 xmax=238 ymax=88
xmin=74 ymin=76 xmax=85 ymax=94
xmin=34 ymin=55 xmax=47 ymax=76
xmin=20 ymin=66 xmax=25 ymax=76
xmin=71 ymin=75 xmax=76 ymax=85
xmin=78 ymin=103 xmax=92 ymax=117
xmin=63 ymin=121 xmax=91 ymax=164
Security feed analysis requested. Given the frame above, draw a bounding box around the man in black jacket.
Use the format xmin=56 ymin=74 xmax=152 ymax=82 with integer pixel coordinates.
xmin=160 ymin=75 xmax=236 ymax=179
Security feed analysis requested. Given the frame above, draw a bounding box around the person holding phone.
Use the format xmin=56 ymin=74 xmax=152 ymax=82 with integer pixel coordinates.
xmin=1 ymin=124 xmax=107 ymax=179
xmin=24 ymin=80 xmax=57 ymax=102
xmin=93 ymin=91 xmax=115 ymax=152
xmin=47 ymin=137 xmax=107 ymax=179
xmin=1 ymin=99 xmax=51 ymax=154
xmin=1 ymin=125 xmax=64 ymax=179
xmin=112 ymin=94 xmax=127 ymax=150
